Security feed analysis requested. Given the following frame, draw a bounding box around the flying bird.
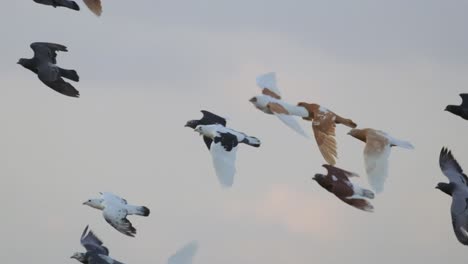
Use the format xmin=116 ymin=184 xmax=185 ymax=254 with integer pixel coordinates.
xmin=168 ymin=241 xmax=199 ymax=264
xmin=83 ymin=192 xmax=150 ymax=237
xmin=71 ymin=225 xmax=125 ymax=264
xmin=436 ymin=148 xmax=468 ymax=245
xmin=249 ymin=72 xmax=310 ymax=138
xmin=313 ymin=164 xmax=375 ymax=212
xmin=17 ymin=42 xmax=80 ymax=98
xmin=185 ymin=110 xmax=227 ymax=149
xmin=348 ymin=128 xmax=414 ymax=193
xmin=33 ymin=0 xmax=103 ymax=16
xmin=193 ymin=124 xmax=260 ymax=187
xmin=445 ymin=94 xmax=468 ymax=120
xmin=297 ymin=102 xmax=357 ymax=165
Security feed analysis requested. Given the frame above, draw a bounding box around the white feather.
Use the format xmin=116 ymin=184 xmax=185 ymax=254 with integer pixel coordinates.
xmin=210 ymin=142 xmax=237 ymax=188
xmin=364 ymin=142 xmax=391 ymax=193
xmin=256 ymin=72 xmax=281 ymax=96
xmin=273 ymin=113 xmax=310 ymax=138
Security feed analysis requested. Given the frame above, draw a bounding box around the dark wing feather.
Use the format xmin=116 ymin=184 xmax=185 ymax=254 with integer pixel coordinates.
xmin=203 ymin=137 xmax=213 ymax=149
xmin=30 ymin=42 xmax=67 ymax=64
xmin=213 ymin=132 xmax=238 ymax=151
xmin=39 ymin=76 xmax=80 ymax=98
xmin=440 ymin=148 xmax=468 ymax=186
xmin=80 ymin=226 xmax=109 ymax=256
xmin=460 ymin=94 xmax=468 ymax=108
xmin=200 ymin=110 xmax=227 ymax=126
xmin=323 ymin=164 xmax=359 ymax=181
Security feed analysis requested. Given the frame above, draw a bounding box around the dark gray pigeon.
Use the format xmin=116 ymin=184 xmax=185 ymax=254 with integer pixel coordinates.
xmin=33 ymin=0 xmax=80 ymax=11
xmin=436 ymin=148 xmax=468 ymax=245
xmin=71 ymin=225 xmax=125 ymax=264
xmin=445 ymin=94 xmax=468 ymax=120
xmin=18 ymin=42 xmax=80 ymax=98
xmin=168 ymin=241 xmax=198 ymax=264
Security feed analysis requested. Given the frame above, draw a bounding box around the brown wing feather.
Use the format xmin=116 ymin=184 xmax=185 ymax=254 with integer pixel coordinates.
xmin=83 ymin=0 xmax=102 ymax=16
xmin=267 ymin=102 xmax=289 ymax=114
xmin=312 ymin=112 xmax=337 ymax=165
xmin=262 ymin=88 xmax=281 ymax=99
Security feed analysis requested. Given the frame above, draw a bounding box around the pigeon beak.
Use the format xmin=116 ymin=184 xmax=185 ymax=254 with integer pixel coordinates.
xmin=249 ymin=97 xmax=256 ymax=103
xmin=82 ymin=201 xmax=87 ymax=205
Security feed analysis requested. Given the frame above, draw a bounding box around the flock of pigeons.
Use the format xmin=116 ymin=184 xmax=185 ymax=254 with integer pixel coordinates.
xmin=13 ymin=1 xmax=468 ymax=262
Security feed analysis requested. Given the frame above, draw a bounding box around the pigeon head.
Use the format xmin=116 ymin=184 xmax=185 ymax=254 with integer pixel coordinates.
xmin=83 ymin=198 xmax=104 ymax=210
xmin=17 ymin=58 xmax=31 ymax=68
xmin=445 ymin=105 xmax=462 ymax=115
xmin=185 ymin=120 xmax=199 ymax=129
xmin=313 ymin=173 xmax=332 ymax=189
xmin=194 ymin=125 xmax=205 ymax=135
xmin=347 ymin=128 xmax=367 ymax=142
xmin=312 ymin=173 xmax=324 ymax=181
xmin=435 ymin=182 xmax=455 ymax=196
xmin=71 ymin=252 xmax=86 ymax=263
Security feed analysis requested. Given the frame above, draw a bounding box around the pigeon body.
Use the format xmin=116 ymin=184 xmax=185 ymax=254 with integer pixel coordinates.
xmin=185 ymin=110 xmax=227 ymax=149
xmin=437 ymin=148 xmax=468 ymax=245
xmin=18 ymin=42 xmax=80 ymax=98
xmin=249 ymin=72 xmax=310 ymax=138
xmin=83 ymin=193 xmax=150 ymax=237
xmin=194 ymin=124 xmax=260 ymax=187
xmin=33 ymin=0 xmax=80 ymax=11
xmin=71 ymin=225 xmax=124 ymax=264
xmin=445 ymin=94 xmax=468 ymax=120
xmin=313 ymin=164 xmax=375 ymax=212
xmin=297 ymin=102 xmax=357 ymax=165
xmin=168 ymin=241 xmax=199 ymax=264
xmin=348 ymin=128 xmax=414 ymax=193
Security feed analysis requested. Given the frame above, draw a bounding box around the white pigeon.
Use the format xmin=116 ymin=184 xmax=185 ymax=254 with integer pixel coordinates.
xmin=348 ymin=128 xmax=414 ymax=193
xmin=168 ymin=241 xmax=199 ymax=264
xmin=83 ymin=192 xmax=150 ymax=237
xmin=193 ymin=124 xmax=260 ymax=187
xmin=249 ymin=72 xmax=309 ymax=138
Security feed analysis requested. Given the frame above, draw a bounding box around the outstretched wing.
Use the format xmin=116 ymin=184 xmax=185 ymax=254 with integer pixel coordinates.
xmin=267 ymin=102 xmax=309 ymax=138
xmin=168 ymin=241 xmax=199 ymax=264
xmin=312 ymin=112 xmax=338 ymax=165
xmin=210 ymin=136 xmax=238 ymax=188
xmin=460 ymin=94 xmax=468 ymax=108
xmin=364 ymin=131 xmax=391 ymax=193
xmin=256 ymin=72 xmax=281 ymax=99
xmin=102 ymin=192 xmax=128 ymax=205
xmin=323 ymin=164 xmax=359 ymax=180
xmin=200 ymin=110 xmax=227 ymax=126
xmin=440 ymin=148 xmax=468 ymax=186
xmin=30 ymin=42 xmax=67 ymax=64
xmin=39 ymin=76 xmax=80 ymax=98
xmin=83 ymin=0 xmax=102 ymax=16
xmin=80 ymin=225 xmax=109 ymax=256
xmin=103 ymin=206 xmax=136 ymax=237
xmin=339 ymin=197 xmax=374 ymax=213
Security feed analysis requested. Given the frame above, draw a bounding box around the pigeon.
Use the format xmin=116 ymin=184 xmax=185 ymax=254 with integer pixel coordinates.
xmin=313 ymin=164 xmax=375 ymax=212
xmin=348 ymin=128 xmax=414 ymax=193
xmin=185 ymin=110 xmax=227 ymax=149
xmin=17 ymin=42 xmax=80 ymax=98
xmin=83 ymin=192 xmax=150 ymax=237
xmin=297 ymin=102 xmax=357 ymax=165
xmin=436 ymin=148 xmax=468 ymax=245
xmin=193 ymin=124 xmax=260 ymax=187
xmin=445 ymin=94 xmax=468 ymax=120
xmin=249 ymin=72 xmax=310 ymax=138
xmin=71 ymin=225 xmax=125 ymax=264
xmin=33 ymin=0 xmax=80 ymax=12
xmin=168 ymin=241 xmax=199 ymax=264
xmin=33 ymin=0 xmax=103 ymax=16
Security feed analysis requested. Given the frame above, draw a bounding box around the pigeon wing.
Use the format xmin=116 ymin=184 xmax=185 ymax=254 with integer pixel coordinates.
xmin=83 ymin=0 xmax=102 ymax=16
xmin=256 ymin=72 xmax=281 ymax=99
xmin=323 ymin=164 xmax=359 ymax=179
xmin=363 ymin=131 xmax=391 ymax=193
xmin=200 ymin=110 xmax=227 ymax=126
xmin=440 ymin=148 xmax=468 ymax=186
xmin=87 ymin=254 xmax=113 ymax=264
xmin=460 ymin=94 xmax=468 ymax=108
xmin=168 ymin=241 xmax=199 ymax=264
xmin=30 ymin=42 xmax=67 ymax=64
xmin=39 ymin=76 xmax=80 ymax=98
xmin=102 ymin=192 xmax=128 ymax=205
xmin=312 ymin=112 xmax=338 ymax=165
xmin=97 ymin=255 xmax=125 ymax=264
xmin=266 ymin=102 xmax=309 ymax=138
xmin=210 ymin=135 xmax=238 ymax=187
xmin=339 ymin=197 xmax=374 ymax=212
xmin=103 ymin=206 xmax=136 ymax=237
xmin=80 ymin=226 xmax=109 ymax=256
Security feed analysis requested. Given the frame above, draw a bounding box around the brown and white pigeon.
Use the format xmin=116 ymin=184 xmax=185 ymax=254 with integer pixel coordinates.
xmin=313 ymin=164 xmax=375 ymax=212
xmin=348 ymin=128 xmax=414 ymax=193
xmin=297 ymin=102 xmax=357 ymax=165
xmin=249 ymin=72 xmax=310 ymax=138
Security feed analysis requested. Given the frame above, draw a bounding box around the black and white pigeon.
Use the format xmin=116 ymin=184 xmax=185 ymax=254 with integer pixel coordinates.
xmin=185 ymin=110 xmax=227 ymax=150
xmin=71 ymin=225 xmax=125 ymax=264
xmin=445 ymin=94 xmax=468 ymax=120
xmin=193 ymin=124 xmax=260 ymax=187
xmin=83 ymin=192 xmax=150 ymax=237
xmin=168 ymin=241 xmax=198 ymax=264
xmin=33 ymin=0 xmax=103 ymax=16
xmin=437 ymin=147 xmax=468 ymax=245
xmin=17 ymin=42 xmax=80 ymax=98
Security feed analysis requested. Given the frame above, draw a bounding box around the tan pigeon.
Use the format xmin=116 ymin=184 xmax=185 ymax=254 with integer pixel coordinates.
xmin=348 ymin=128 xmax=414 ymax=193
xmin=297 ymin=102 xmax=357 ymax=165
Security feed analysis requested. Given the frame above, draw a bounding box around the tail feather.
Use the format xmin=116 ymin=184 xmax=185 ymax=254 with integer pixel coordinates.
xmin=127 ymin=205 xmax=150 ymax=216
xmin=59 ymin=68 xmax=79 ymax=82
xmin=342 ymin=198 xmax=374 ymax=212
xmin=361 ymin=189 xmax=375 ymax=199
xmin=242 ymin=136 xmax=261 ymax=147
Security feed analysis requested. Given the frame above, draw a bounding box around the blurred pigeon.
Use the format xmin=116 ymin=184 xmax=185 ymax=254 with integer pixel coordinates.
xmin=185 ymin=110 xmax=227 ymax=149
xmin=437 ymin=148 xmax=468 ymax=245
xmin=17 ymin=42 xmax=80 ymax=98
xmin=313 ymin=164 xmax=375 ymax=212
xmin=168 ymin=241 xmax=199 ymax=264
xmin=193 ymin=124 xmax=260 ymax=187
xmin=297 ymin=102 xmax=357 ymax=165
xmin=445 ymin=94 xmax=468 ymax=120
xmin=71 ymin=225 xmax=125 ymax=264
xmin=82 ymin=0 xmax=102 ymax=16
xmin=348 ymin=128 xmax=414 ymax=193
xmin=83 ymin=192 xmax=150 ymax=237
xmin=249 ymin=72 xmax=310 ymax=138
xmin=33 ymin=0 xmax=80 ymax=11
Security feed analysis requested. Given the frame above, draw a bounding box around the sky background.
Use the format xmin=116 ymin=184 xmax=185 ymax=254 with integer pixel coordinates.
xmin=1 ymin=0 xmax=468 ymax=263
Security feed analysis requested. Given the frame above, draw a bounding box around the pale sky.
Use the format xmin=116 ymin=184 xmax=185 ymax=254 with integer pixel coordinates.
xmin=2 ymin=1 xmax=468 ymax=263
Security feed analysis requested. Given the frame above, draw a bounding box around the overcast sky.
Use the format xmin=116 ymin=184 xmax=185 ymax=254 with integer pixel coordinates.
xmin=2 ymin=1 xmax=468 ymax=263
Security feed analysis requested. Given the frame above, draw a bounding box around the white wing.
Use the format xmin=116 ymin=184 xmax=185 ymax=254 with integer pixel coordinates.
xmin=101 ymin=192 xmax=127 ymax=205
xmin=364 ymin=133 xmax=391 ymax=193
xmin=256 ymin=72 xmax=281 ymax=97
xmin=210 ymin=142 xmax=237 ymax=187
xmin=274 ymin=113 xmax=310 ymax=138
xmin=102 ymin=205 xmax=136 ymax=237
xmin=168 ymin=241 xmax=199 ymax=264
